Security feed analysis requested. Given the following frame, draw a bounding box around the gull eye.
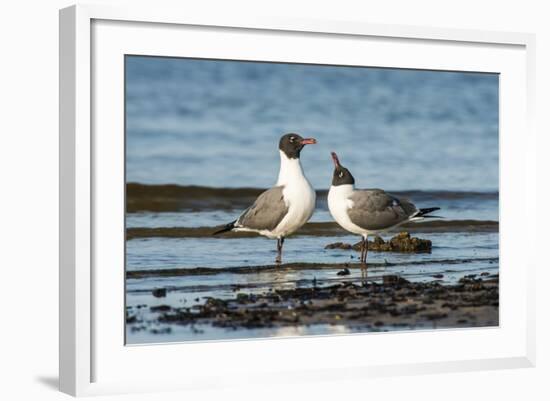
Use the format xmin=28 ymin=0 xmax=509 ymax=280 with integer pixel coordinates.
xmin=289 ymin=136 xmax=295 ymax=142
xmin=338 ymin=171 xmax=344 ymax=178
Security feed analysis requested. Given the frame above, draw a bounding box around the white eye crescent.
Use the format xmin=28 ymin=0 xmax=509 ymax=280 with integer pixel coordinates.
xmin=289 ymin=137 xmax=295 ymax=142
xmin=338 ymin=172 xmax=344 ymax=178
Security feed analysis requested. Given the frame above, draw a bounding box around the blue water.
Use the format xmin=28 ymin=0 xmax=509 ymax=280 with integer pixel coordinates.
xmin=126 ymin=56 xmax=499 ymax=191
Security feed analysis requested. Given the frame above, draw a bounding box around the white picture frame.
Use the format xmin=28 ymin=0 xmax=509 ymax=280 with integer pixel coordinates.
xmin=59 ymin=4 xmax=536 ymax=397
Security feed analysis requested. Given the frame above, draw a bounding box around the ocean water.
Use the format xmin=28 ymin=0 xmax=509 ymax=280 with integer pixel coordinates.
xmin=124 ymin=56 xmax=499 ymax=344
xmin=126 ymin=56 xmax=499 ymax=192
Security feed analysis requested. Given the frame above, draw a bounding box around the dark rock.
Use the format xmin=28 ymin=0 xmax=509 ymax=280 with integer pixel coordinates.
xmin=383 ymin=275 xmax=410 ymax=286
xmin=373 ymin=235 xmax=384 ymax=245
xmin=385 ymin=232 xmax=432 ymax=253
xmin=459 ymin=276 xmax=482 ymax=284
xmin=235 ymin=293 xmax=248 ymax=303
xmin=441 ymin=303 xmax=458 ymax=310
xmin=327 ymin=232 xmax=432 ymax=254
xmin=150 ymin=305 xmax=171 ymax=312
xmin=337 ymin=268 xmax=350 ymax=276
xmin=152 ymin=288 xmax=167 ymax=298
xmin=324 ymin=242 xmax=352 ymax=250
xmin=423 ymin=312 xmax=448 ymax=320
xmin=150 ymin=327 xmax=172 ymax=335
xmin=204 ymin=297 xmax=227 ymax=310
xmin=130 ymin=325 xmax=146 ymax=332
xmin=400 ymin=304 xmax=423 ymax=315
xmin=126 ymin=314 xmax=137 ymax=323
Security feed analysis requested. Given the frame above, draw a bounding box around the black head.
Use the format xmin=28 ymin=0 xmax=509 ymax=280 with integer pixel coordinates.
xmin=331 ymin=152 xmax=355 ymax=186
xmin=279 ymin=133 xmax=317 ymax=159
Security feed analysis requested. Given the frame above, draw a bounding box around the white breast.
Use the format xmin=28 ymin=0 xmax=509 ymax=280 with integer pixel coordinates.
xmin=272 ymin=181 xmax=315 ymax=237
xmin=270 ymin=151 xmax=316 ymax=238
xmin=328 ymin=184 xmax=367 ymax=236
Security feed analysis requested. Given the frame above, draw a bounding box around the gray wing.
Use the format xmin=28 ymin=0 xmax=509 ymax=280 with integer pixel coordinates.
xmin=348 ymin=189 xmax=418 ymax=231
xmin=236 ymin=186 xmax=288 ymax=231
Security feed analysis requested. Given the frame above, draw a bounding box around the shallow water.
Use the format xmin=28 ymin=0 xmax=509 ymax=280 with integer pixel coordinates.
xmin=126 ymin=232 xmax=498 ymax=271
xmin=125 ymin=195 xmax=499 ymax=344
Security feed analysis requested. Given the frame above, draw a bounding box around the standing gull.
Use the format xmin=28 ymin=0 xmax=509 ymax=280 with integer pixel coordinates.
xmin=327 ymin=152 xmax=440 ymax=276
xmin=213 ymin=133 xmax=317 ymax=264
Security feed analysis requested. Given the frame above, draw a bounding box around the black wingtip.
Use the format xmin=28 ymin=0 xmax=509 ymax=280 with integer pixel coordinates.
xmin=212 ymin=221 xmax=236 ymax=235
xmin=418 ymin=207 xmax=440 ymax=217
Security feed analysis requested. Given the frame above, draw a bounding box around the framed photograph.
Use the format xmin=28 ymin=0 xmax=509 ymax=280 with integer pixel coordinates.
xmin=59 ymin=4 xmax=536 ymax=396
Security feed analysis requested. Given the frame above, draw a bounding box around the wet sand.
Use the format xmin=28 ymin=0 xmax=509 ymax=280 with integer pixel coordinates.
xmin=126 ymin=272 xmax=499 ymax=336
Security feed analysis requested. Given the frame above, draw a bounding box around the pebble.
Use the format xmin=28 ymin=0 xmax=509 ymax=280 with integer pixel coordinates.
xmin=337 ymin=268 xmax=350 ymax=276
xmin=152 ymin=288 xmax=167 ymax=298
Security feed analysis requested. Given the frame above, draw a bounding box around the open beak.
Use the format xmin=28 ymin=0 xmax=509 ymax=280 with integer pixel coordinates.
xmin=331 ymin=152 xmax=341 ymax=167
xmin=300 ymin=138 xmax=317 ymax=145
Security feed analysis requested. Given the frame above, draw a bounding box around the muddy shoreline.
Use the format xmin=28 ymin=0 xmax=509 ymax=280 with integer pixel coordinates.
xmin=126 ymin=273 xmax=499 ymax=334
xmin=126 ymin=220 xmax=498 ymax=239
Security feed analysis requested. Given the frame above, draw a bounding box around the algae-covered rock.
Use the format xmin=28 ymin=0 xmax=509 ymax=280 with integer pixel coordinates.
xmin=324 ymin=242 xmax=353 ymax=250
xmin=325 ymin=232 xmax=432 ymax=253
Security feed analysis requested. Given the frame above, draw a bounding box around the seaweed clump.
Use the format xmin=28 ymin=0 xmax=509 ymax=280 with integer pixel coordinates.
xmin=325 ymin=232 xmax=432 ymax=253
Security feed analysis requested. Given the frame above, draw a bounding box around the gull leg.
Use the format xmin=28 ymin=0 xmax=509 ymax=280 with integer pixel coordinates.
xmin=359 ymin=236 xmax=364 ymax=264
xmin=361 ymin=236 xmax=367 ymax=263
xmin=275 ymin=236 xmax=285 ymax=264
xmin=365 ymin=236 xmax=369 ymax=281
xmin=275 ymin=238 xmax=281 ymax=264
xmin=359 ymin=236 xmax=365 ymax=284
xmin=360 ymin=235 xmax=368 ymax=285
xmin=364 ymin=235 xmax=369 ymax=267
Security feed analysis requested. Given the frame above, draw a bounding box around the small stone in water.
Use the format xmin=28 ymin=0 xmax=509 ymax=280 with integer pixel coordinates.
xmin=337 ymin=268 xmax=350 ymax=276
xmin=152 ymin=288 xmax=167 ymax=298
xmin=150 ymin=305 xmax=171 ymax=312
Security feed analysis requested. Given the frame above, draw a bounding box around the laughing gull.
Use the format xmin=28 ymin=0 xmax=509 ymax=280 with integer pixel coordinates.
xmin=213 ymin=133 xmax=317 ymax=264
xmin=327 ymin=152 xmax=439 ymax=275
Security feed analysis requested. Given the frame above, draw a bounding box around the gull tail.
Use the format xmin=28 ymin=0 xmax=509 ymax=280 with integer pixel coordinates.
xmin=410 ymin=207 xmax=442 ymax=220
xmin=417 ymin=207 xmax=440 ymax=217
xmin=212 ymin=220 xmax=236 ymax=235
